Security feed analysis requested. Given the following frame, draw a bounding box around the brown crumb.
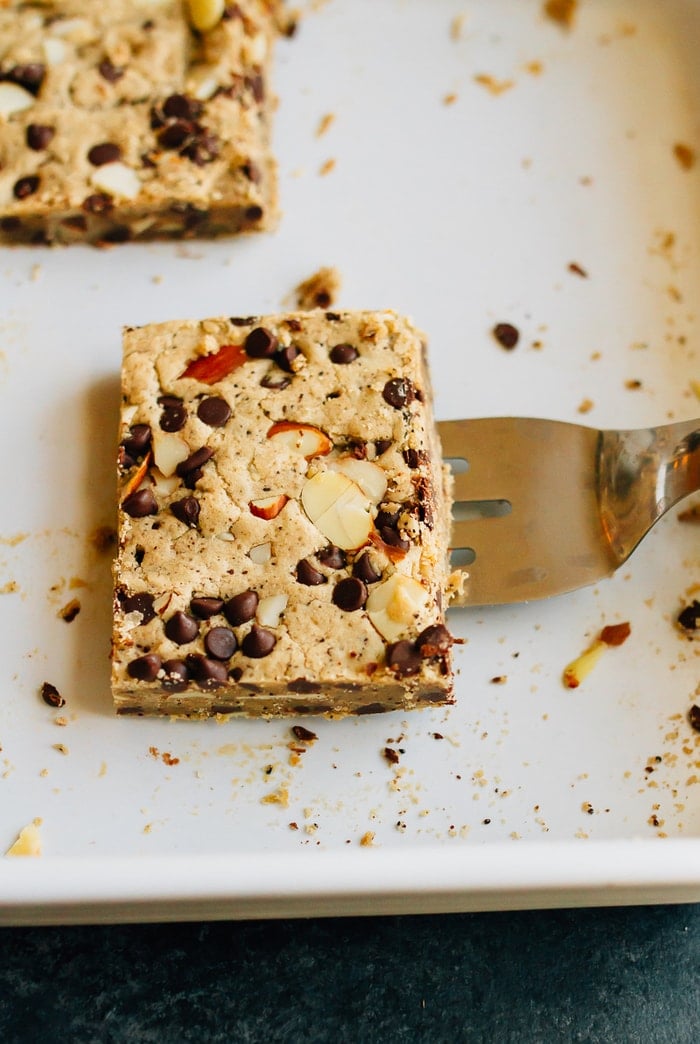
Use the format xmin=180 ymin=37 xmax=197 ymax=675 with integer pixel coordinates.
xmin=568 ymin=261 xmax=588 ymax=278
xmin=40 ymin=681 xmax=65 ymax=709
xmin=90 ymin=525 xmax=117 ymax=553
xmin=474 ymin=74 xmax=514 ymax=96
xmin=319 ymin=158 xmax=336 ymax=177
xmin=600 ymin=621 xmax=631 ymax=647
xmin=294 ymin=266 xmax=341 ymax=310
xmin=58 ymin=598 xmax=81 ymax=622
xmin=289 ymin=821 xmax=299 ymax=830
xmin=450 ymin=13 xmax=466 ymax=40
xmin=543 ymin=0 xmax=578 ymax=29
xmin=688 ymin=705 xmax=700 ymax=732
xmin=383 ymin=746 xmax=400 ymax=765
xmin=577 ymin=398 xmax=594 ymax=414
xmin=490 ymin=675 xmax=507 ymax=684
xmin=492 ymin=322 xmax=520 ymax=350
xmin=624 ymin=379 xmax=643 ymax=390
xmin=443 ymin=92 xmax=458 ymax=106
xmin=291 ymin=724 xmax=318 ymax=743
xmin=673 ymin=143 xmax=696 ymax=170
xmin=316 ymin=112 xmax=335 ymax=138
xmin=359 ymin=830 xmax=376 ymax=847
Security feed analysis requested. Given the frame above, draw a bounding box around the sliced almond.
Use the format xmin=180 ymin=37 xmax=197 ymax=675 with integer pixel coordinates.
xmin=6 ymin=820 xmax=42 ymax=858
xmin=257 ymin=593 xmax=288 ymax=628
xmin=150 ymin=467 xmax=180 ymax=496
xmin=0 ymin=82 xmax=35 ymax=117
xmin=301 ymin=471 xmax=372 ymax=550
xmin=121 ymin=451 xmax=152 ymax=499
xmin=248 ymin=542 xmax=272 ymax=564
xmin=179 ymin=342 xmax=247 ymax=384
xmin=43 ymin=37 xmax=68 ymax=64
xmin=267 ymin=422 xmax=333 ymax=460
xmin=187 ymin=0 xmax=225 ymax=32
xmin=365 ymin=573 xmax=432 ymax=642
xmin=327 ymin=457 xmax=387 ymax=504
xmin=249 ymin=494 xmax=288 ymax=520
xmin=151 ymin=431 xmax=190 ymax=477
xmin=90 ymin=162 xmax=141 ymax=201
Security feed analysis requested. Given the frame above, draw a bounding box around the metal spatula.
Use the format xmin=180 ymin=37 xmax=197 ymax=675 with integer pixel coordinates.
xmin=438 ymin=416 xmax=700 ymax=606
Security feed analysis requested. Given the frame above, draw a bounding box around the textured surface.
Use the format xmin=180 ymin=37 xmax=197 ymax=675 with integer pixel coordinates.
xmin=1 ymin=906 xmax=700 ymax=1042
xmin=113 ymin=309 xmax=455 ymax=716
xmin=0 ymin=0 xmax=281 ymax=244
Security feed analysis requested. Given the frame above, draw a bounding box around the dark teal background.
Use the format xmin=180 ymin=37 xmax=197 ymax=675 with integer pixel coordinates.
xmin=1 ymin=905 xmax=699 ymax=1041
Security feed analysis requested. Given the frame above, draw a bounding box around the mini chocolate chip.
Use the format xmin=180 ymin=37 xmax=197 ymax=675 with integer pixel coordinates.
xmin=122 ymin=488 xmax=158 ymax=518
xmin=493 ymin=322 xmax=520 ymax=350
xmin=182 ymin=131 xmax=219 ymax=166
xmin=197 ymin=396 xmax=231 ymax=427
xmin=329 ymin=343 xmax=358 ymax=364
xmin=291 ymin=724 xmax=318 ymax=741
xmin=98 ymin=59 xmax=124 ymax=82
xmin=403 ymin=448 xmax=427 ymax=469
xmin=241 ymin=625 xmax=276 ymax=658
xmin=13 ymin=176 xmax=40 ymax=200
xmin=230 ymin=315 xmax=259 ymax=326
xmin=26 ymin=124 xmax=55 ymax=151
xmin=375 ymin=508 xmax=400 ymax=530
xmin=40 ymin=681 xmax=65 ymax=708
xmin=275 ymin=344 xmax=301 ymax=373
xmin=175 ymin=446 xmax=213 ymax=478
xmin=171 ymin=496 xmax=200 ymax=528
xmin=296 ymin=558 xmax=327 ymax=586
xmin=260 ymin=371 xmax=291 ymax=391
xmin=245 ymin=327 xmax=278 ymax=358
xmin=678 ymin=600 xmax=700 ymax=631
xmin=332 ymin=577 xmax=368 ymax=612
xmin=386 ymin=641 xmax=422 ymax=677
xmin=157 ymin=120 xmax=194 ymax=150
xmin=87 ymin=142 xmax=122 ymax=166
xmin=82 ymin=192 xmax=114 ymax=214
xmin=158 ymin=395 xmax=187 ymax=432
xmin=119 ymin=590 xmax=156 ymax=624
xmin=204 ymin=626 xmax=237 ymax=660
xmin=6 ymin=63 xmax=45 ymax=94
xmin=163 ymin=93 xmax=203 ymax=120
xmin=689 ymin=704 xmax=700 ymax=732
xmin=190 ymin=596 xmax=224 ymax=619
xmin=352 ymin=552 xmax=382 ymax=584
xmin=316 ymin=545 xmax=346 ymax=569
xmin=415 ymin=624 xmax=453 ymax=657
xmin=121 ymin=423 xmax=151 ymax=459
xmin=245 ymin=204 xmax=264 ymax=223
xmin=161 ymin=659 xmax=189 ymax=691
xmin=378 ymin=526 xmax=410 ymax=551
xmin=382 ymin=378 xmax=415 ymax=410
xmin=127 ymin=654 xmax=162 ymax=682
xmin=375 ymin=439 xmax=393 ymax=456
xmin=224 ymin=589 xmax=258 ymax=626
xmin=188 ymin=656 xmax=228 ymax=689
xmin=164 ymin=611 xmax=199 ymax=645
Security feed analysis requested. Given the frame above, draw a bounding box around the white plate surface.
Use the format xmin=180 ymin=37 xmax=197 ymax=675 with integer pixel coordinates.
xmin=2 ymin=0 xmax=700 ymax=924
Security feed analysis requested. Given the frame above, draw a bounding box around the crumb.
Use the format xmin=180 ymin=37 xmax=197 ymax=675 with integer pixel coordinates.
xmin=359 ymin=830 xmax=376 ymax=847
xmin=577 ymin=398 xmax=594 ymax=414
xmin=443 ymin=92 xmax=458 ymax=106
xmin=58 ymin=598 xmax=81 ymax=623
xmin=6 ymin=819 xmax=42 ymax=858
xmin=261 ymin=786 xmax=290 ymax=807
xmin=450 ymin=13 xmax=466 ymax=40
xmin=291 ymin=724 xmax=318 ymax=743
xmin=151 ymin=274 xmax=163 ymax=285
xmin=316 ymin=112 xmax=335 ymax=137
xmin=543 ymin=0 xmax=578 ymax=29
xmin=54 ymin=716 xmax=69 ymax=727
xmin=40 ymin=682 xmax=65 ymax=709
xmin=30 ymin=263 xmax=42 ymax=282
xmin=289 ymin=821 xmax=299 ymax=830
xmin=52 ymin=743 xmax=69 ymax=756
xmin=568 ymin=261 xmax=588 ymax=278
xmin=524 ymin=60 xmax=544 ymax=76
xmin=490 ymin=675 xmax=507 ymax=684
xmin=294 ymin=266 xmax=341 ymax=310
xmin=677 ymin=600 xmax=700 ymax=635
xmin=624 ymin=379 xmax=643 ymax=390
xmin=563 ymin=622 xmax=631 ymax=688
xmin=383 ymin=746 xmax=400 ymax=765
xmin=0 ymin=581 xmax=19 ymax=595
xmin=678 ymin=504 xmax=700 ymax=523
xmin=673 ymin=143 xmax=696 ymax=170
xmin=473 ymin=74 xmax=514 ymax=96
xmin=492 ymin=322 xmax=520 ymax=349
xmin=319 ymin=158 xmax=336 ymax=176
xmin=89 ymin=526 xmax=117 ymax=553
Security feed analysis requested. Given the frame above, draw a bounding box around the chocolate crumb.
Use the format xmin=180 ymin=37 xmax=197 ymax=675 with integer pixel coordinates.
xmin=291 ymin=725 xmax=318 ymax=742
xmin=492 ymin=322 xmax=520 ymax=350
xmin=383 ymin=746 xmax=400 ymax=765
xmin=689 ymin=704 xmax=700 ymax=732
xmin=40 ymin=682 xmax=65 ymax=708
xmin=678 ymin=600 xmax=700 ymax=633
xmin=59 ymin=598 xmax=81 ymax=623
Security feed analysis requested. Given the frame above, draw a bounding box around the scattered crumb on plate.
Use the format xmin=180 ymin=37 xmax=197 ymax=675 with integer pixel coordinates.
xmin=294 ymin=265 xmax=341 ymax=310
xmin=543 ymin=0 xmax=578 ymax=30
xmin=6 ymin=819 xmax=42 ymax=858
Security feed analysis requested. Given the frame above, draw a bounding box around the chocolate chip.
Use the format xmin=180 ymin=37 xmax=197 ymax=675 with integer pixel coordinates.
xmin=163 ymin=93 xmax=203 ymax=120
xmin=204 ymin=626 xmax=237 ymax=660
xmin=122 ymin=488 xmax=158 ymax=518
xmin=678 ymin=600 xmax=700 ymax=632
xmin=158 ymin=395 xmax=187 ymax=432
xmin=260 ymin=371 xmax=291 ymax=391
xmin=230 ymin=315 xmax=259 ymax=326
xmin=386 ymin=640 xmax=422 ymax=677
xmin=4 ymin=63 xmax=45 ymax=94
xmin=352 ymin=552 xmax=382 ymax=584
xmin=224 ymin=589 xmax=258 ymax=626
xmin=245 ymin=327 xmax=278 ymax=358
xmin=403 ymin=448 xmax=427 ymax=469
xmin=82 ymin=192 xmax=114 ymax=214
xmin=493 ymin=322 xmax=520 ymax=350
xmin=40 ymin=681 xmax=65 ymax=708
xmin=164 ymin=611 xmax=199 ymax=645
xmin=241 ymin=624 xmax=276 ymax=658
xmin=382 ymin=378 xmax=415 ymax=410
xmin=182 ymin=131 xmax=219 ymax=166
xmin=161 ymin=659 xmax=189 ymax=691
xmin=175 ymin=446 xmax=213 ymax=479
xmin=689 ymin=704 xmax=700 ymax=733
xmin=329 ymin=343 xmax=358 ymax=364
xmin=170 ymin=496 xmax=200 ymax=528
xmin=127 ymin=654 xmax=162 ymax=682
xmin=275 ymin=344 xmax=302 ymax=373
xmin=296 ymin=558 xmax=327 ymax=586
xmin=332 ymin=577 xmax=368 ymax=612
xmin=291 ymin=725 xmax=318 ymax=741
xmin=121 ymin=424 xmax=151 ymax=461
xmin=378 ymin=526 xmax=410 ymax=552
xmin=26 ymin=124 xmax=54 ymax=151
xmin=197 ymin=396 xmax=231 ymax=427
xmin=190 ymin=596 xmax=224 ymax=619
xmin=119 ymin=590 xmax=156 ymax=624
xmin=187 ymin=655 xmax=228 ymax=689
xmin=87 ymin=142 xmax=122 ymax=166
xmin=316 ymin=545 xmax=346 ymax=569
xmin=157 ymin=120 xmax=194 ymax=150
xmin=244 ymin=204 xmax=264 ymax=223
xmin=375 ymin=508 xmax=400 ymax=530
xmin=13 ymin=176 xmax=40 ymax=200
xmin=98 ymin=59 xmax=124 ymax=83
xmin=375 ymin=439 xmax=393 ymax=456
xmin=415 ymin=624 xmax=453 ymax=657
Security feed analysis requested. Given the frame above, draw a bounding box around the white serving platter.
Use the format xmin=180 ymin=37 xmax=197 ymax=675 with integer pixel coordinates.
xmin=2 ymin=0 xmax=700 ymax=925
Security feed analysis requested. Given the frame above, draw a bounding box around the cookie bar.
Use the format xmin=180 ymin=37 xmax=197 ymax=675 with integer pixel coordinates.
xmin=0 ymin=1 xmax=282 ymax=245
xmin=112 ymin=309 xmax=456 ymax=717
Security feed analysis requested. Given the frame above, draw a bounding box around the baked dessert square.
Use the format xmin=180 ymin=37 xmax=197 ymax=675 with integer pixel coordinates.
xmin=0 ymin=1 xmax=282 ymax=245
xmin=112 ymin=309 xmax=456 ymax=717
